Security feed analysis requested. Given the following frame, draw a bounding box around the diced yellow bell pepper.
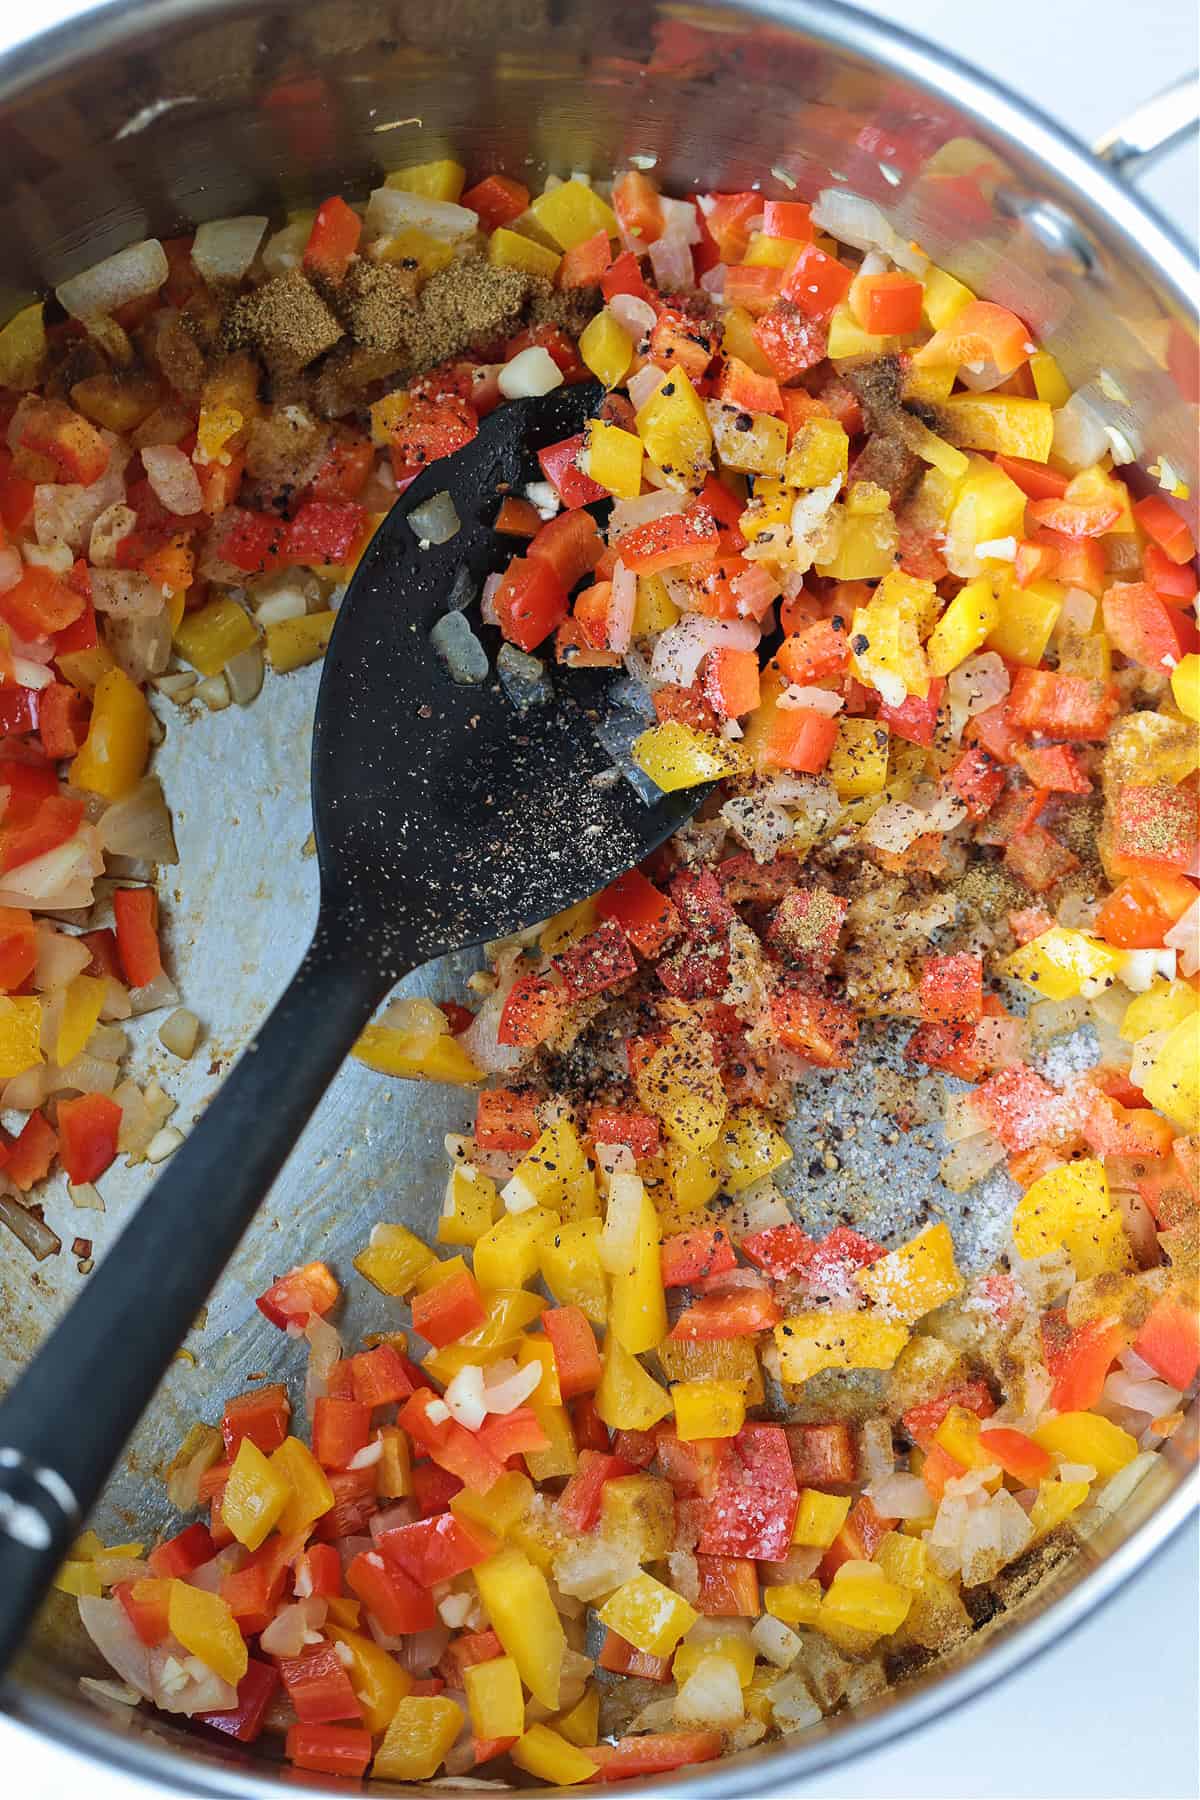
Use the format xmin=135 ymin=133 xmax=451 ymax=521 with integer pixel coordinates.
xmin=846 ymin=481 xmax=892 ymax=515
xmin=174 ymin=597 xmax=258 ymax=678
xmin=933 ymin=1406 xmax=999 ymax=1479
xmin=557 ymin=1686 xmax=601 ymax=1748
xmin=721 ymin=305 xmax=776 ymax=375
xmin=821 ymin=1560 xmax=912 ymax=1637
xmin=583 ymin=416 xmax=643 ymax=497
xmin=667 ymin=1145 xmax=723 ymax=1214
xmin=55 ymin=973 xmax=108 ymax=1069
xmin=221 ymin=1437 xmax=291 ymax=1551
xmin=718 ymin=1106 xmax=792 ymax=1193
xmin=875 ymin=1531 xmax=930 ymax=1590
xmin=264 ymin=610 xmax=335 ymax=673
xmin=1120 ymin=979 xmax=1197 ymax=1043
xmin=673 ymin=1629 xmax=756 ymax=1688
xmin=1140 ymin=1015 xmax=1200 ymax=1130
xmin=774 ymin=1312 xmax=910 ymax=1383
xmin=985 ymin=574 xmax=1063 ymax=666
xmin=0 ymin=998 xmax=43 ymax=1080
xmin=373 ymin=1695 xmax=465 ymax=1781
xmin=609 ymin=1188 xmax=668 ymax=1356
xmin=793 ymin=1489 xmax=852 ymax=1549
xmin=632 ymin=719 xmax=745 ymax=792
xmin=903 ymin=418 xmax=970 ymax=482
xmin=635 ymin=370 xmax=712 ymax=491
xmin=525 ymin=1402 xmax=577 ymax=1481
xmin=926 ymin=577 xmax=999 ymax=676
xmin=1070 ymin=464 xmax=1135 ymax=532
xmin=473 ymin=1207 xmax=556 ymax=1290
xmin=530 ymin=180 xmax=618 ymax=250
xmin=1033 ymin=1412 xmax=1138 ymax=1479
xmin=53 ymin=1559 xmax=103 ymax=1599
xmin=167 ymin=1581 xmax=247 ymax=1687
xmin=488 ymin=226 xmax=561 ymax=281
xmin=70 ymin=667 xmax=151 ymax=800
xmin=56 ymin=644 xmax=116 ymax=697
xmin=1107 ymin=709 xmax=1199 ymax=787
xmin=596 ymin=1331 xmax=673 ymax=1431
xmin=385 ymin=159 xmax=466 ymax=202
xmin=271 ymin=1436 xmax=334 ymax=1537
xmin=826 ymin=717 xmax=891 ymax=799
xmin=815 ymin=506 xmax=900 ymax=581
xmin=1169 ymin=653 xmax=1200 ymax=723
xmin=539 ymin=897 xmax=597 ymax=954
xmin=373 ymin=227 xmax=456 ymax=279
xmin=599 ymin=1570 xmax=697 ymax=1657
xmin=634 ymin=1024 xmax=726 ymax=1153
xmin=708 ymin=403 xmax=788 ymax=477
xmin=1029 ymin=1476 xmax=1090 ymax=1537
xmin=453 ymin=1468 xmax=533 ymax=1536
xmin=1029 ymin=350 xmax=1071 ymax=408
xmin=943 ymin=456 xmax=1027 ymax=579
xmin=878 ymin=567 xmax=942 ymax=639
xmin=856 ymin=1222 xmax=963 ymax=1326
xmin=504 ymin=1119 xmax=592 ymax=1214
xmin=743 ymin=230 xmax=806 ymax=269
xmin=904 ymin=360 xmax=957 ymax=405
xmin=438 ymin=1164 xmax=499 ymax=1246
xmin=516 ymin=1338 xmax=562 ymax=1408
xmin=353 ymin=1021 xmax=481 ymax=1084
xmin=672 ymin=1379 xmax=746 ymax=1442
xmin=939 ymin=395 xmax=1054 ymax=462
xmin=850 ymin=599 xmax=930 ymax=702
xmin=512 ymin=1725 xmax=598 ymax=1786
xmin=633 ymin=573 xmax=680 ymax=636
xmin=827 ymin=303 xmax=900 ymax=360
xmin=599 ymin=1474 xmax=675 ymax=1560
xmin=539 ymin=1218 xmax=607 ymax=1322
xmin=0 ymin=301 xmax=46 ymax=389
xmin=1012 ymin=1158 xmax=1132 ymax=1280
xmin=922 ymin=265 xmax=975 ymax=330
xmin=353 ymin=1221 xmax=436 ymax=1296
xmin=1004 ymin=927 xmax=1122 ymax=1002
xmin=377 ymin=1424 xmax=413 ymax=1499
xmin=658 ymin=1335 xmax=764 ymax=1405
xmin=474 ymin=1546 xmax=566 ymax=1710
xmin=785 ymin=417 xmax=850 ymax=488
xmin=579 ymin=312 xmax=634 ymax=390
xmin=764 ymin=1580 xmax=823 ymax=1627
xmin=465 ymin=1652 xmax=525 ymax=1740
xmin=327 ymin=1624 xmax=413 ymax=1733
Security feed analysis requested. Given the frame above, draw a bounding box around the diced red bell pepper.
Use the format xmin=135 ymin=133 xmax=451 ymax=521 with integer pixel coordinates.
xmin=541 ymin=1305 xmax=603 ymax=1398
xmin=278 ymin=1643 xmax=363 ymax=1725
xmin=346 ymin=1548 xmax=437 ymax=1634
xmin=380 ymin=1511 xmax=498 ymax=1586
xmin=1015 ymin=742 xmax=1092 ymax=794
xmin=919 ymin=1442 xmax=967 ymax=1505
xmin=617 ymin=505 xmax=720 ymax=575
xmin=1004 ymin=822 xmax=1080 ymax=893
xmin=694 ymin=1554 xmax=760 ymax=1617
xmin=660 ymin=1227 xmax=737 ymax=1288
xmin=765 ymin=888 xmax=848 ymax=970
xmin=784 ymin=1421 xmax=857 ymax=1489
xmin=588 ymin=1107 xmax=661 ymax=1159
xmin=283 ymin=500 xmax=368 ymax=568
xmin=461 ymin=173 xmax=530 ymax=231
xmin=703 ymin=646 xmax=761 ymax=720
xmin=115 ymin=1579 xmax=172 ymax=1647
xmin=0 ymin=907 xmax=37 ymax=992
xmin=196 ymin=1659 xmax=280 ymax=1745
xmin=311 ymin=1466 xmax=378 ymax=1541
xmin=438 ymin=1628 xmax=504 ymax=1688
xmin=493 ymin=555 xmax=568 ymax=652
xmin=803 ymin=1226 xmax=886 ymax=1284
xmin=968 ymin=699 xmax=1027 ymax=766
xmin=780 ymin=242 xmax=854 ymax=318
xmin=112 ymin=886 xmax=162 ymax=989
xmin=256 ymin=1260 xmax=339 ymax=1329
xmin=919 ymin=952 xmax=983 ymax=1025
xmin=901 ymin=1380 xmax=996 ymax=1450
xmin=303 ymin=196 xmax=362 ymax=281
xmin=612 ymin=169 xmax=665 ymax=244
xmin=16 ymin=399 xmax=110 ymax=485
xmin=717 ymin=356 xmax=783 ymax=416
xmin=589 ymin=1731 xmax=724 ymax=1781
xmin=651 ymin=680 xmax=721 ymax=735
xmin=480 ymin=1405 xmax=550 ymax=1462
xmin=1041 ymin=1309 xmax=1128 ymax=1413
xmin=752 ymin=301 xmax=828 ymax=379
xmin=596 ymin=869 xmax=680 ymax=957
xmin=765 ymin=706 xmax=839 ymax=774
xmin=554 ymin=918 xmax=638 ymax=999
xmin=818 ymin=1494 xmax=895 ymax=1583
xmin=349 ymin=1342 xmax=415 ymax=1407
xmin=597 ymin=1629 xmax=672 ymax=1683
xmin=1095 ymin=868 xmax=1197 ymax=949
xmin=412 ymin=1460 xmax=464 ymax=1517
xmin=557 ymin=228 xmax=614 ymax=290
xmin=411 ymin=1268 xmax=487 ymax=1349
xmin=496 ymin=971 xmax=571 ymax=1048
xmin=3 ymin=1108 xmax=58 ymax=1191
xmin=740 ymin=1225 xmax=815 ymax=1281
xmin=475 ymin=1087 xmax=539 ymax=1150
xmin=994 ymin=455 xmax=1069 ymax=501
xmin=878 ymin=678 xmax=945 ymax=749
xmin=527 ymin=507 xmax=604 ymax=592
xmin=1132 ymin=1296 xmax=1200 ymax=1391
xmin=775 ymin=619 xmax=851 ymax=686
xmin=1008 ymin=668 xmax=1119 ymax=739
xmin=537 ymin=434 xmax=608 ymax=509
xmin=390 ymin=395 xmax=478 ymax=477
xmin=0 ymin=794 xmax=83 ymax=876
xmin=669 ymin=1288 xmax=781 ymax=1340
xmin=557 ymin=1450 xmax=635 ymax=1532
xmin=285 ymin=1722 xmax=373 ymax=1779
xmin=399 ymin=1389 xmax=504 ymax=1494
xmin=294 ymin=1543 xmax=342 ymax=1600
xmin=221 ymin=1383 xmax=291 ymax=1456
xmin=312 ymin=1397 xmax=373 ymax=1470
xmin=1103 ymin=580 xmax=1198 ymax=671
xmin=601 ymin=250 xmax=651 ymax=303
xmin=0 ymin=757 xmax=57 ymax=823
xmin=147 ymin=1521 xmax=215 ymax=1580
xmin=697 ymin=1424 xmax=797 ymax=1561
xmin=37 ymin=683 xmax=91 ymax=760
xmin=702 ymin=192 xmax=761 ymax=264
xmin=610 ymin=1426 xmax=659 ymax=1469
xmin=973 ymin=1064 xmax=1064 ymax=1154
xmin=306 ymin=431 xmax=374 ymax=503
xmin=857 ymin=271 xmax=924 ymax=334
xmin=1144 ymin=543 xmax=1198 ymax=605
xmin=770 ymin=984 xmax=858 ymax=1068
xmin=1133 ymin=494 xmax=1196 ymax=564
xmin=1112 ymin=782 xmax=1198 ymax=874
xmin=571 ymin=1393 xmax=611 ymax=1454
xmin=976 ymin=1426 xmax=1052 ymax=1486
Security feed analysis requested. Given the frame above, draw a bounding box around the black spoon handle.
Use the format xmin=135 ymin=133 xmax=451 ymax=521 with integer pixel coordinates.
xmin=0 ymin=917 xmax=397 ymax=1673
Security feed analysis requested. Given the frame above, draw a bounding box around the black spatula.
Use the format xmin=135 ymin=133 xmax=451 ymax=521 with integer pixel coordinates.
xmin=0 ymin=378 xmax=703 ymax=1668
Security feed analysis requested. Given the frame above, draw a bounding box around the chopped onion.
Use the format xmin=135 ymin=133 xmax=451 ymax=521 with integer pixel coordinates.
xmin=607 ymin=559 xmax=636 ymax=655
xmin=0 ymin=1192 xmax=61 ymax=1260
xmin=627 ymin=364 xmax=668 ymax=410
xmin=395 ymin=1624 xmax=451 ymax=1673
xmin=720 ymin=792 xmax=794 ymax=862
xmin=92 ymin=568 xmax=164 ymax=618
xmin=608 ymin=487 xmax=685 ymax=539
xmin=78 ymin=1598 xmax=153 ymax=1700
xmin=0 ymin=546 xmax=21 ymax=592
xmin=777 ymin=684 xmax=843 ymax=715
xmin=260 ymin=1598 xmax=328 ymax=1658
xmin=858 ymin=1416 xmax=895 ymax=1482
xmin=1052 ymin=391 xmax=1112 ymax=470
xmin=159 ymin=1007 xmax=200 ymax=1059
xmin=141 ymin=444 xmax=203 ymax=516
xmin=810 ymin=189 xmax=926 ymax=272
xmin=650 ymin=614 xmax=758 ymax=686
xmin=57 ymin=240 xmax=168 ymax=320
xmin=480 ymin=573 xmax=502 ymax=628
xmin=943 ymin=1090 xmax=985 ymax=1142
xmin=225 ymin=645 xmax=264 ymax=706
xmin=1165 ymin=897 xmax=1199 ymax=976
xmin=648 ymin=230 xmax=694 ymax=290
xmin=13 ymin=657 xmax=53 ymax=690
xmin=939 ymin=1130 xmax=1005 ymax=1192
xmin=33 ymin=924 xmax=91 ymax=992
xmin=608 ymin=293 xmax=657 ymax=340
xmin=750 ymin=1615 xmax=801 ymax=1669
xmin=305 ymin=1313 xmax=343 ymax=1412
xmin=165 ymin=1422 xmax=223 ymax=1511
xmin=790 ymin=476 xmax=842 ymax=543
xmin=675 ymin=1655 xmax=744 ymax=1729
xmin=599 ymin=1171 xmax=646 ymax=1274
xmin=1103 ymin=1371 xmax=1181 ymax=1416
xmin=128 ymin=969 xmax=180 ymax=1015
xmin=430 ymin=609 xmax=488 ymax=685
xmin=767 ymin=1672 xmax=823 ymax=1734
xmin=482 ymin=1357 xmax=542 ymax=1415
xmin=35 ymin=453 xmax=128 ymax=548
xmin=408 ymin=490 xmax=461 ymax=545
xmin=444 ymin=1364 xmax=488 ymax=1430
xmin=89 ymin=502 xmax=138 ymax=567
xmin=191 ymin=215 xmax=268 ymax=284
xmin=260 ymin=218 xmax=310 ymax=277
xmin=498 ymin=346 xmax=563 ymax=399
xmin=699 ymin=264 xmax=727 ymax=300
xmin=366 ymin=186 xmax=476 ymax=243
xmin=867 ymin=1472 xmax=931 ymax=1518
xmin=98 ymin=778 xmax=178 ymax=864
xmin=0 ymin=828 xmax=103 ymax=910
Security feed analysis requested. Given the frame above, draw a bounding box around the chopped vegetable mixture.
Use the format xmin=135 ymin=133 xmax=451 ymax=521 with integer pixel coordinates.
xmin=7 ymin=153 xmax=1197 ymax=1782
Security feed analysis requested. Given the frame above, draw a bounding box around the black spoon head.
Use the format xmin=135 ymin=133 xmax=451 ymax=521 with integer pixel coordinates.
xmin=311 ymin=380 xmax=706 ymax=975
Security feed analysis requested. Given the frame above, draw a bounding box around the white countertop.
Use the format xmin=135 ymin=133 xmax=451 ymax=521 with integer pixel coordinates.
xmin=0 ymin=1 xmax=1196 ymax=1795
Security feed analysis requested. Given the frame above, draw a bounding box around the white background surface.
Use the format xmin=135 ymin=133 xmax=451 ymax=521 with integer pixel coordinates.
xmin=0 ymin=1 xmax=1196 ymax=1796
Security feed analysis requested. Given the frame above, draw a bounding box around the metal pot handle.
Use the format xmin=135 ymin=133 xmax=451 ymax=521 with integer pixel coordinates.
xmin=1093 ymin=73 xmax=1199 ymax=179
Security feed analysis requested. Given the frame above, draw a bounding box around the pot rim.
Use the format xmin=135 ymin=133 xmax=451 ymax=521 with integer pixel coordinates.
xmin=0 ymin=0 xmax=1195 ymax=1792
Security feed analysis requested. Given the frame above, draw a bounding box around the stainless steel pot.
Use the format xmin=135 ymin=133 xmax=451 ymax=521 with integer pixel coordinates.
xmin=0 ymin=2 xmax=1196 ymax=1793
